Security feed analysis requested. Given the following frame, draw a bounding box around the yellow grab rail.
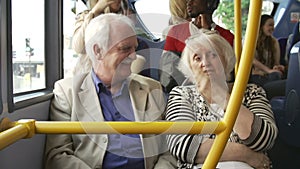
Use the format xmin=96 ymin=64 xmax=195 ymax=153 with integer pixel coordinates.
xmin=234 ymin=0 xmax=242 ymax=74
xmin=0 ymin=118 xmax=227 ymax=150
xmin=0 ymin=1 xmax=262 ymax=169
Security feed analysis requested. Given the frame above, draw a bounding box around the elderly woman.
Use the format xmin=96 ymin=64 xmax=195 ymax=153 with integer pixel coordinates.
xmin=165 ymin=30 xmax=278 ymax=169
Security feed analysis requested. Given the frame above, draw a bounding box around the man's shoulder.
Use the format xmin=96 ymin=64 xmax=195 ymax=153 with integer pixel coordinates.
xmin=54 ymin=73 xmax=90 ymax=91
xmin=129 ymin=74 xmax=161 ymax=89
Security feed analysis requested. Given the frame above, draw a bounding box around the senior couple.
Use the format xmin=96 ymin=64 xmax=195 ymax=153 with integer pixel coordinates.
xmin=44 ymin=13 xmax=277 ymax=169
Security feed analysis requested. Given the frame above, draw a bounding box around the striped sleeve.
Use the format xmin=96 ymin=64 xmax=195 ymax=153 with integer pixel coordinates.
xmin=165 ymin=87 xmax=203 ymax=164
xmin=241 ymin=84 xmax=278 ymax=151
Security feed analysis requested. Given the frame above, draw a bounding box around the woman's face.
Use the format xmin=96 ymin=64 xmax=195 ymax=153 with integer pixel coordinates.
xmin=190 ymin=45 xmax=226 ymax=83
xmin=262 ymin=18 xmax=275 ymax=36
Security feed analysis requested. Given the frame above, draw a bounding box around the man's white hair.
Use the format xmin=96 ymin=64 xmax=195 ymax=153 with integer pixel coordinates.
xmin=84 ymin=13 xmax=136 ymax=66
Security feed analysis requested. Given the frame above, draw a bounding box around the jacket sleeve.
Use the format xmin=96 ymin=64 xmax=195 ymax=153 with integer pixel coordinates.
xmin=44 ymin=80 xmax=92 ymax=169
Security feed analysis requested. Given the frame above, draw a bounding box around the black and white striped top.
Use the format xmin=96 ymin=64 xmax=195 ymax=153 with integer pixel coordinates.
xmin=165 ymin=83 xmax=278 ymax=169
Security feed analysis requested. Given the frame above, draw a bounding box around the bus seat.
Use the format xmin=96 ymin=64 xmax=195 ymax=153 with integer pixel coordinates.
xmin=271 ymin=41 xmax=300 ymax=147
xmin=277 ymin=37 xmax=288 ymax=66
xmin=268 ymin=41 xmax=300 ymax=169
xmin=285 ymin=22 xmax=300 ymax=61
xmin=136 ymin=36 xmax=165 ymax=81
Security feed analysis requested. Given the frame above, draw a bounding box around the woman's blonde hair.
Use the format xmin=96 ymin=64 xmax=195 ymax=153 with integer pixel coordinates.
xmin=178 ymin=30 xmax=236 ymax=83
xmin=169 ymin=0 xmax=190 ymax=24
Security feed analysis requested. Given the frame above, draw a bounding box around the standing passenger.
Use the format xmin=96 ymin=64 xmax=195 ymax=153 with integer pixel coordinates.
xmin=45 ymin=13 xmax=176 ymax=169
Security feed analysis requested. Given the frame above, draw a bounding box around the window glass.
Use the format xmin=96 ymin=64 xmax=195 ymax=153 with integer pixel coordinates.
xmin=12 ymin=0 xmax=45 ymax=93
xmin=63 ymin=0 xmax=78 ymax=78
xmin=135 ymin=0 xmax=170 ymax=40
xmin=262 ymin=1 xmax=274 ymax=15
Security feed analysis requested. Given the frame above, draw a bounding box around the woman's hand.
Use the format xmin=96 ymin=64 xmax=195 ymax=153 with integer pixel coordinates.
xmin=245 ymin=151 xmax=272 ymax=169
xmin=273 ymin=65 xmax=285 ymax=73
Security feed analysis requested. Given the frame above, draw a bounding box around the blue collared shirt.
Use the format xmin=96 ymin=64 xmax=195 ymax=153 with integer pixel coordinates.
xmin=92 ymin=71 xmax=144 ymax=169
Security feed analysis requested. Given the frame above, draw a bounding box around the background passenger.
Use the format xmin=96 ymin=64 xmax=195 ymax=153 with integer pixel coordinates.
xmin=250 ymin=14 xmax=285 ymax=88
xmin=162 ymin=0 xmax=191 ymax=40
xmin=165 ymin=30 xmax=278 ymax=169
xmin=45 ymin=13 xmax=176 ymax=169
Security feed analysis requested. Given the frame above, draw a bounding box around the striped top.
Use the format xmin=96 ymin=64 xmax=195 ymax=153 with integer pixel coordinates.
xmin=165 ymin=83 xmax=278 ymax=169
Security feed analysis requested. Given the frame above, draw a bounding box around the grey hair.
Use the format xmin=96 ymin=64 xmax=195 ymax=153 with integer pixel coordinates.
xmin=178 ymin=30 xmax=236 ymax=83
xmin=84 ymin=13 xmax=136 ymax=67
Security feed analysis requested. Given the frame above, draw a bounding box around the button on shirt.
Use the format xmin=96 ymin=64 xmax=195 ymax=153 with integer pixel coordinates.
xmin=92 ymin=71 xmax=144 ymax=169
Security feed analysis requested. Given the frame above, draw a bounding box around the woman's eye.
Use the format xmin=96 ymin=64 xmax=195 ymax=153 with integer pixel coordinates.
xmin=193 ymin=55 xmax=202 ymax=62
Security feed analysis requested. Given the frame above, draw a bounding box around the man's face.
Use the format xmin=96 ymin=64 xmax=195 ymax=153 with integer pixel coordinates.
xmin=187 ymin=0 xmax=207 ymax=18
xmin=94 ymin=23 xmax=138 ymax=86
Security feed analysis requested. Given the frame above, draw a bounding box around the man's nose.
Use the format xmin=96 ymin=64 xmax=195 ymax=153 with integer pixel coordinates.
xmin=128 ymin=51 xmax=137 ymax=60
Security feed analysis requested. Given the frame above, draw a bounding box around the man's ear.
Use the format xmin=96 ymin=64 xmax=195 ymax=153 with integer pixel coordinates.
xmin=93 ymin=44 xmax=102 ymax=60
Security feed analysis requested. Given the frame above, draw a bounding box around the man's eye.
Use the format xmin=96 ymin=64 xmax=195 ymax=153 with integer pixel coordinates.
xmin=119 ymin=46 xmax=132 ymax=52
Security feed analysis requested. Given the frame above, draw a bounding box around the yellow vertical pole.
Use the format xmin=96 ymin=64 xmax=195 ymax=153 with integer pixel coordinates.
xmin=234 ymin=0 xmax=242 ymax=75
xmin=201 ymin=1 xmax=262 ymax=168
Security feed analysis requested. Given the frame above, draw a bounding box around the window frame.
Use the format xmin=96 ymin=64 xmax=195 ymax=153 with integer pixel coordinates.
xmin=6 ymin=0 xmax=63 ymax=112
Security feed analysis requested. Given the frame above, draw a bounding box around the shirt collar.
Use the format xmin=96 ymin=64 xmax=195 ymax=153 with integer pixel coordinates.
xmin=91 ymin=70 xmax=128 ymax=98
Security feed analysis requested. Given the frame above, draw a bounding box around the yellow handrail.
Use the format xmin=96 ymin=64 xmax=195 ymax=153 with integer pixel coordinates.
xmin=0 ymin=1 xmax=262 ymax=169
xmin=0 ymin=118 xmax=226 ymax=150
xmin=234 ymin=0 xmax=242 ymax=74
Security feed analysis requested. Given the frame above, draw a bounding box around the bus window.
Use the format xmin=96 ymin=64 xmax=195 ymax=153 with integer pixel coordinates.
xmin=262 ymin=1 xmax=274 ymax=15
xmin=134 ymin=0 xmax=170 ymax=40
xmin=12 ymin=0 xmax=45 ymax=94
xmin=274 ymin=1 xmax=288 ymax=26
xmin=63 ymin=0 xmax=78 ymax=78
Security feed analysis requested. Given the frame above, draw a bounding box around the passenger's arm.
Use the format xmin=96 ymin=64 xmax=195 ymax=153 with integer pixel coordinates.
xmin=72 ymin=10 xmax=93 ymax=54
xmin=273 ymin=38 xmax=285 ymax=72
xmin=165 ymin=87 xmax=204 ymax=165
xmin=239 ymin=84 xmax=278 ymax=151
xmin=195 ymin=139 xmax=270 ymax=169
xmin=273 ymin=38 xmax=281 ymax=66
xmin=253 ymin=58 xmax=282 ymax=75
xmin=72 ymin=0 xmax=115 ymax=54
xmin=44 ymin=80 xmax=91 ymax=169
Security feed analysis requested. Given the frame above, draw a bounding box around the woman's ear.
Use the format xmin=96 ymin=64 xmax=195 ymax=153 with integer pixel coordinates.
xmin=93 ymin=44 xmax=102 ymax=60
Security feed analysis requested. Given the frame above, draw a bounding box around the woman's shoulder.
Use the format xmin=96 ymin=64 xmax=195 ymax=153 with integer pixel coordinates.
xmin=244 ymin=83 xmax=267 ymax=99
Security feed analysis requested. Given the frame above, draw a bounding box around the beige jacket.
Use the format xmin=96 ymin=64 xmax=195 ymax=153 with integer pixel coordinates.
xmin=44 ymin=73 xmax=176 ymax=169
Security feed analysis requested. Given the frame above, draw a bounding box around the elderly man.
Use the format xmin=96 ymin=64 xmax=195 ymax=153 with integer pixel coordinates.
xmin=45 ymin=13 xmax=176 ymax=169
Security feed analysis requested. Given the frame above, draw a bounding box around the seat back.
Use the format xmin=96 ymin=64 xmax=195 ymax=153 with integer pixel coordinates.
xmin=278 ymin=41 xmax=300 ymax=147
xmin=277 ymin=37 xmax=288 ymax=65
xmin=285 ymin=22 xmax=300 ymax=61
xmin=136 ymin=36 xmax=165 ymax=81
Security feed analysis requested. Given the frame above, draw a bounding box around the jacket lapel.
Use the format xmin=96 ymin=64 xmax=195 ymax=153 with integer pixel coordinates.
xmin=128 ymin=75 xmax=148 ymax=121
xmin=77 ymin=73 xmax=105 ymax=122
